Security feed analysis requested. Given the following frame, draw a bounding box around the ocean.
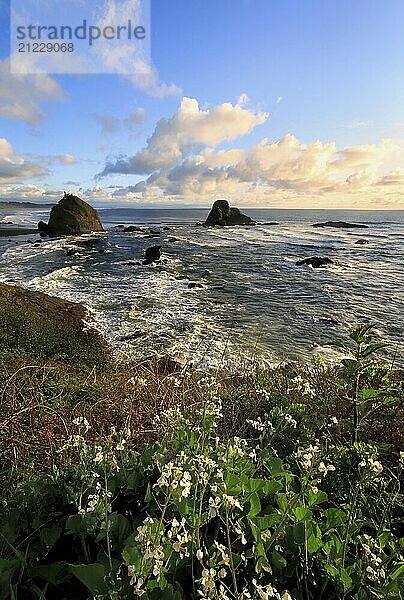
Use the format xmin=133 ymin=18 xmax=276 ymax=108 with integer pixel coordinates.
xmin=0 ymin=205 xmax=403 ymax=368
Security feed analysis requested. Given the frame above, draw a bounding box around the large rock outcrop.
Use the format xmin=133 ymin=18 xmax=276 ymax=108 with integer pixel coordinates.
xmin=39 ymin=193 xmax=104 ymax=236
xmin=203 ymin=200 xmax=255 ymax=227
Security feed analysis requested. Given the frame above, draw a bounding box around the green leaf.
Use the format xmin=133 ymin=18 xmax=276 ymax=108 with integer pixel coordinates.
xmin=248 ymin=493 xmax=261 ymax=518
xmin=390 ymin=563 xmax=404 ymax=581
xmin=324 ymin=508 xmax=346 ymax=529
xmin=40 ymin=526 xmax=62 ymax=552
xmin=65 ymin=515 xmax=83 ymax=535
xmin=29 ymin=562 xmax=68 ymax=586
xmin=293 ymin=522 xmax=305 ymax=545
xmin=294 ymin=506 xmax=311 ymax=522
xmin=308 ymin=489 xmax=328 ymax=507
xmin=108 ymin=514 xmax=132 ymax=548
xmin=271 ymin=550 xmax=287 ymax=569
xmin=339 ymin=567 xmax=353 ymax=591
xmin=69 ymin=563 xmax=109 ymax=595
xmin=361 ymin=343 xmax=386 ymax=358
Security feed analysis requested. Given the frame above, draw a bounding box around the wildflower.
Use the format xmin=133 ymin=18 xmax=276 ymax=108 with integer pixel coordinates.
xmin=93 ymin=451 xmax=104 ymax=464
xmin=208 ymin=496 xmax=221 ymax=518
xmin=199 ymin=568 xmax=216 ymax=591
xmin=196 ymin=548 xmax=204 ymax=561
xmin=222 ymin=494 xmax=242 ymax=511
xmin=116 ymin=438 xmax=126 ymax=451
xmin=369 ymin=459 xmax=383 ymax=475
xmin=284 ymin=414 xmax=297 ymax=428
xmin=318 ymin=462 xmax=336 ymax=477
xmin=330 ymin=416 xmax=338 ymax=424
xmin=72 ymin=416 xmax=91 ymax=432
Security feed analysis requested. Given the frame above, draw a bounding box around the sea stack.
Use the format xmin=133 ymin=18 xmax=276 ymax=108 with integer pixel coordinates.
xmin=203 ymin=199 xmax=255 ymax=227
xmin=38 ymin=193 xmax=104 ymax=236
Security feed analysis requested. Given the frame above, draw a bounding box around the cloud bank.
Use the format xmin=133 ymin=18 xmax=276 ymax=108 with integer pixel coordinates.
xmin=97 ymin=97 xmax=404 ymax=208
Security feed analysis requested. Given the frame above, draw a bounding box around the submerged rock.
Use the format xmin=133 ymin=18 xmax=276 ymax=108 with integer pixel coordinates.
xmin=312 ymin=221 xmax=368 ymax=229
xmin=124 ymin=225 xmax=143 ymax=232
xmin=296 ymin=257 xmax=334 ymax=268
xmin=188 ymin=282 xmax=204 ymax=289
xmin=143 ymin=245 xmax=162 ymax=265
xmin=355 ymin=239 xmax=369 ymax=245
xmin=203 ymin=200 xmax=255 ymax=227
xmin=39 ymin=193 xmax=104 ymax=236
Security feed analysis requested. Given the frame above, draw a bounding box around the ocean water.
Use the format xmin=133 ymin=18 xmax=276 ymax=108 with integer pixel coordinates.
xmin=0 ymin=206 xmax=403 ymax=368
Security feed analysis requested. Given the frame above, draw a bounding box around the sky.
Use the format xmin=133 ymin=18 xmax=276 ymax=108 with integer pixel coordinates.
xmin=0 ymin=0 xmax=404 ymax=209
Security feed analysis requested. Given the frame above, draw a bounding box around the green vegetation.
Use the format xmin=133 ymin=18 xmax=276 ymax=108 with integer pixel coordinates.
xmin=0 ymin=317 xmax=403 ymax=599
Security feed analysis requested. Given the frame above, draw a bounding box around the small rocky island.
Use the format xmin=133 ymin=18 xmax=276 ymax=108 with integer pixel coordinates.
xmin=203 ymin=199 xmax=255 ymax=227
xmin=38 ymin=193 xmax=104 ymax=236
xmin=312 ymin=221 xmax=369 ymax=229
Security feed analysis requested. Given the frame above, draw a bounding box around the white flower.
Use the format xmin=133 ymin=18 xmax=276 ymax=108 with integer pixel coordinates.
xmin=318 ymin=462 xmax=336 ymax=477
xmin=284 ymin=414 xmax=297 ymax=428
xmin=196 ymin=548 xmax=204 ymax=561
xmin=208 ymin=496 xmax=221 ymax=518
xmin=93 ymin=451 xmax=104 ymax=464
xmin=369 ymin=459 xmax=383 ymax=475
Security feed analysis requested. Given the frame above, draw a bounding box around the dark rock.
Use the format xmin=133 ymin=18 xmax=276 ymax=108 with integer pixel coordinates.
xmin=168 ymin=237 xmax=178 ymax=242
xmin=188 ymin=282 xmax=204 ymax=289
xmin=119 ymin=330 xmax=146 ymax=341
xmin=296 ymin=257 xmax=334 ymax=268
xmin=38 ymin=221 xmax=48 ymax=233
xmin=319 ymin=318 xmax=339 ymax=326
xmin=203 ymin=200 xmax=255 ymax=227
xmin=143 ymin=245 xmax=162 ymax=265
xmin=124 ymin=225 xmax=142 ymax=232
xmin=262 ymin=222 xmax=280 ymax=225
xmin=66 ymin=248 xmax=77 ymax=256
xmin=78 ymin=238 xmax=101 ymax=247
xmin=41 ymin=193 xmax=104 ymax=236
xmin=312 ymin=221 xmax=368 ymax=229
xmin=98 ymin=249 xmax=106 ymax=253
xmin=355 ymin=239 xmax=369 ymax=245
xmin=163 ymin=227 xmax=170 ymax=231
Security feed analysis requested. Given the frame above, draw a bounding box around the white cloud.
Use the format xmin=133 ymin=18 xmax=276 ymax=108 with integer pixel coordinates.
xmin=96 ymin=97 xmax=404 ymax=208
xmin=0 ymin=138 xmax=47 ymax=182
xmin=100 ymin=96 xmax=269 ymax=176
xmin=0 ymin=58 xmax=64 ymax=124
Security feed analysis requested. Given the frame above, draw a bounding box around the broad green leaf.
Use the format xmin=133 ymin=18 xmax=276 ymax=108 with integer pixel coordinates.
xmin=69 ymin=563 xmax=109 ymax=595
xmin=248 ymin=492 xmax=261 ymax=518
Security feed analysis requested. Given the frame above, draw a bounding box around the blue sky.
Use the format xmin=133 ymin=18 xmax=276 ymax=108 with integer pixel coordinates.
xmin=0 ymin=0 xmax=403 ymax=208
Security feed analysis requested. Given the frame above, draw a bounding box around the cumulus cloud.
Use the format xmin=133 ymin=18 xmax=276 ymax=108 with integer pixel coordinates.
xmin=0 ymin=138 xmax=47 ymax=182
xmin=93 ymin=97 xmax=404 ymax=208
xmin=0 ymin=58 xmax=64 ymax=124
xmin=100 ymin=97 xmax=269 ymax=176
xmin=0 ymin=184 xmax=61 ymax=202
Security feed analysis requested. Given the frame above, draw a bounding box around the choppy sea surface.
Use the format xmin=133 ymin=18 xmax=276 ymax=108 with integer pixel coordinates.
xmin=0 ymin=206 xmax=403 ymax=368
